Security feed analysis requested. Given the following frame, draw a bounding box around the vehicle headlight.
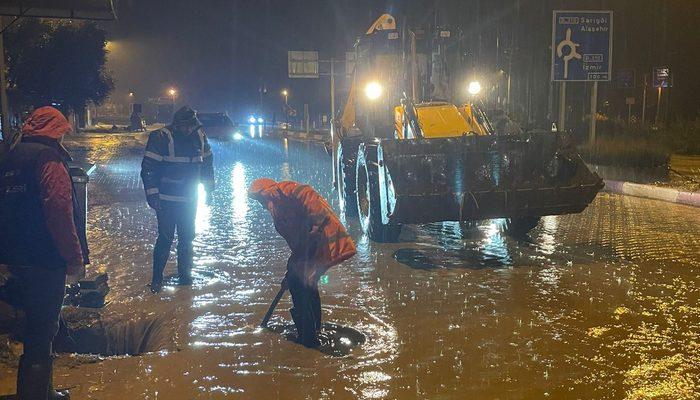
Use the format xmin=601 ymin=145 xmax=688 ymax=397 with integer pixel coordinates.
xmin=233 ymin=132 xmax=243 ymax=140
xmin=364 ymin=81 xmax=383 ymax=100
xmin=257 ymin=117 xmax=264 ymax=124
xmin=248 ymin=116 xmax=256 ymax=124
xmin=468 ymin=81 xmax=482 ymax=95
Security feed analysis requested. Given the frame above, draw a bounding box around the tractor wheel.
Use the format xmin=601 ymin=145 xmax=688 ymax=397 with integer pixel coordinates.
xmin=356 ymin=143 xmax=401 ymax=242
xmin=336 ymin=137 xmax=362 ymax=217
xmin=503 ymin=216 xmax=540 ymax=237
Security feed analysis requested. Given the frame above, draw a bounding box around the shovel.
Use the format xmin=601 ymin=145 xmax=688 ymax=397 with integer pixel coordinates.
xmin=260 ymin=278 xmax=288 ymax=328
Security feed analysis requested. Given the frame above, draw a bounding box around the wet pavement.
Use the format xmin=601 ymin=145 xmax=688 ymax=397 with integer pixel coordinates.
xmin=1 ymin=132 xmax=699 ymax=399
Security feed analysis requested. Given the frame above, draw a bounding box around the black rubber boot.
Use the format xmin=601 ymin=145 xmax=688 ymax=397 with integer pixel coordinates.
xmin=289 ymin=307 xmax=303 ymax=343
xmin=17 ymin=356 xmax=51 ymax=400
xmin=48 ymin=361 xmax=70 ymax=400
xmin=177 ymin=273 xmax=192 ymax=286
xmin=149 ymin=280 xmax=162 ymax=294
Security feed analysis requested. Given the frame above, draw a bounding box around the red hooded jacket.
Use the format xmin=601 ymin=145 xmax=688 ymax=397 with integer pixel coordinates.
xmin=20 ymin=107 xmax=83 ymax=273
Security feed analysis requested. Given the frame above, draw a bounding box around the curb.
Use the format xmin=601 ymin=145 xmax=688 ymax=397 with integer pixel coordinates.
xmin=603 ymin=180 xmax=700 ymax=208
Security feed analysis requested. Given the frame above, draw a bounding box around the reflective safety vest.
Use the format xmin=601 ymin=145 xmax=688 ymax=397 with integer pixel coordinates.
xmin=253 ymin=181 xmax=357 ymax=276
xmin=141 ymin=127 xmax=214 ymax=204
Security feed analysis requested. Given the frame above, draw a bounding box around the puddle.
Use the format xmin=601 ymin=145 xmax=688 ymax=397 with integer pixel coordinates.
xmin=266 ymin=322 xmax=366 ymax=357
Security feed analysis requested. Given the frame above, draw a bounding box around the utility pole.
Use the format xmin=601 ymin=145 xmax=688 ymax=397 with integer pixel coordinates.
xmin=641 ymin=74 xmax=647 ymax=124
xmin=654 ymin=86 xmax=662 ymax=126
xmin=0 ymin=17 xmax=11 ymax=143
xmin=589 ymin=82 xmax=598 ymax=146
xmin=330 ymin=58 xmax=336 ymax=122
xmin=558 ymin=82 xmax=566 ymax=131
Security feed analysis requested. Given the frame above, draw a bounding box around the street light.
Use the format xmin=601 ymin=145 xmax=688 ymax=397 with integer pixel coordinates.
xmin=168 ymin=88 xmax=177 ymax=104
xmin=281 ymin=89 xmax=289 ymax=105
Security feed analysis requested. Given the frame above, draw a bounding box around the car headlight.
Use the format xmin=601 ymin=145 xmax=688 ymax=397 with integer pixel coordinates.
xmin=248 ymin=116 xmax=256 ymax=124
xmin=233 ymin=132 xmax=243 ymax=140
xmin=257 ymin=117 xmax=264 ymax=124
xmin=468 ymin=81 xmax=482 ymax=95
xmin=364 ymin=81 xmax=383 ymax=100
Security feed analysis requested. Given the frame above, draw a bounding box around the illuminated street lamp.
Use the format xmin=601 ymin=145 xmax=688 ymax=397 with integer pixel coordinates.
xmin=168 ymin=88 xmax=177 ymax=104
xmin=281 ymin=89 xmax=289 ymax=105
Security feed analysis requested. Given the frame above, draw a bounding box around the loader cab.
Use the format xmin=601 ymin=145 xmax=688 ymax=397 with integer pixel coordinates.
xmin=354 ymin=28 xmax=402 ymax=139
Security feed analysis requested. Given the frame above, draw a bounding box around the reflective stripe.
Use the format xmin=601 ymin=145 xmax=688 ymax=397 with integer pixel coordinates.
xmin=198 ymin=129 xmax=206 ymax=154
xmin=144 ymin=151 xmax=163 ymax=161
xmin=162 ymin=155 xmax=203 ymax=163
xmin=146 ymin=188 xmax=159 ymax=195
xmin=292 ymin=184 xmax=309 ymax=197
xmin=161 ymin=177 xmax=184 ymax=184
xmin=159 ymin=194 xmax=191 ymax=202
xmin=162 ymin=128 xmax=175 ymax=157
xmin=163 ymin=155 xmax=194 ymax=163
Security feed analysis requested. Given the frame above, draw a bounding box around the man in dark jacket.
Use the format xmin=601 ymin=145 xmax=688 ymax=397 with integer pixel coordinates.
xmin=0 ymin=106 xmax=89 ymax=400
xmin=141 ymin=106 xmax=214 ymax=293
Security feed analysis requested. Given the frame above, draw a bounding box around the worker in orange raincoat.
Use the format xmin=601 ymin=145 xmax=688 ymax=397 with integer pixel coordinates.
xmin=249 ymin=178 xmax=356 ymax=347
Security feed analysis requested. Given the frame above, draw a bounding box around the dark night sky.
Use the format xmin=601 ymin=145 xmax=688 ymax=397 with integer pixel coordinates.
xmin=104 ymin=0 xmax=392 ymax=121
xmin=103 ymin=0 xmax=700 ymax=123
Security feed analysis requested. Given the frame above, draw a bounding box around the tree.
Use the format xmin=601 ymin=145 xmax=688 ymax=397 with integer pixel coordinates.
xmin=4 ymin=20 xmax=114 ymax=114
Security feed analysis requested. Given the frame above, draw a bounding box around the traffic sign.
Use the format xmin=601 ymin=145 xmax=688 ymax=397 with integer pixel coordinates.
xmin=551 ymin=11 xmax=613 ymax=81
xmin=616 ymin=68 xmax=635 ymax=89
xmin=288 ymin=51 xmax=319 ymax=79
xmin=653 ymin=67 xmax=672 ymax=88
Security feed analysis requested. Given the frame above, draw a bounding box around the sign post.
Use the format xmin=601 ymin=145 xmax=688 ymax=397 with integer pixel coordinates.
xmin=653 ymin=67 xmax=671 ymax=126
xmin=625 ymin=96 xmax=635 ymax=124
xmin=552 ymin=10 xmax=612 ymax=143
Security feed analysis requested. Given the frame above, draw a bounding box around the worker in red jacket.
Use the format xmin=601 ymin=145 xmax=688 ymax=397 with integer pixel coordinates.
xmin=0 ymin=106 xmax=89 ymax=399
xmin=249 ymin=178 xmax=356 ymax=347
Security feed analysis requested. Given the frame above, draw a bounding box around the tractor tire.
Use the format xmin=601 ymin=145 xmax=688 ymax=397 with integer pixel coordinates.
xmin=336 ymin=137 xmax=363 ymax=217
xmin=503 ymin=216 xmax=540 ymax=237
xmin=356 ymin=143 xmax=401 ymax=242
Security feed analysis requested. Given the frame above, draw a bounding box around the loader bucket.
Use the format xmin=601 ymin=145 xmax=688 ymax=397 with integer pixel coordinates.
xmin=375 ymin=132 xmax=604 ymax=225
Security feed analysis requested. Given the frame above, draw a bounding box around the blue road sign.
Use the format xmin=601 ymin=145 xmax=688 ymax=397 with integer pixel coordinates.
xmin=551 ymin=11 xmax=613 ymax=82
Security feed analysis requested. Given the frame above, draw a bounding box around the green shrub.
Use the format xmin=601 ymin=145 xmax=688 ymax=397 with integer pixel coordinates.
xmin=581 ymin=136 xmax=671 ymax=168
xmin=659 ymin=118 xmax=700 ymax=155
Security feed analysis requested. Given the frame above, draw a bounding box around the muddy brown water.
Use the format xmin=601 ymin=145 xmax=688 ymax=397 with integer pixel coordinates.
xmin=1 ymin=135 xmax=699 ymax=399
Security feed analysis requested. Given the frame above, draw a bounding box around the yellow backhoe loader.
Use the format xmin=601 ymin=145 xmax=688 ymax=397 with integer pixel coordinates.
xmin=333 ymin=14 xmax=603 ymax=242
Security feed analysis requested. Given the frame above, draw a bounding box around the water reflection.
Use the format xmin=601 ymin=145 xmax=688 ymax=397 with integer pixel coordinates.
xmin=230 ymin=162 xmax=248 ymax=222
xmin=40 ymin=134 xmax=700 ymax=400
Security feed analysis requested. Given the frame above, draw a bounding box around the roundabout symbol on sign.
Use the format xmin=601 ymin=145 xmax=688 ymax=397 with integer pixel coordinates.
xmin=556 ymin=28 xmax=581 ymax=79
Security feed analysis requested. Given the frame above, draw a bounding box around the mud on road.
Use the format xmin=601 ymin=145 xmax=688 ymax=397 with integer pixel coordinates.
xmin=1 ymin=134 xmax=699 ymax=399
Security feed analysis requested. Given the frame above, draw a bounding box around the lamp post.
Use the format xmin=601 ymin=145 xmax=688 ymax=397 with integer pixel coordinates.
xmin=168 ymin=88 xmax=177 ymax=104
xmin=281 ymin=89 xmax=289 ymax=106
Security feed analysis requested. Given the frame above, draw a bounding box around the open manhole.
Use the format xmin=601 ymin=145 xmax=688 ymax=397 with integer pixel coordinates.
xmin=53 ymin=307 xmax=174 ymax=356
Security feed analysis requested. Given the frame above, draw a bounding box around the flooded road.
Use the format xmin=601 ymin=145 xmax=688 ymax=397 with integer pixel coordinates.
xmin=2 ymin=133 xmax=699 ymax=399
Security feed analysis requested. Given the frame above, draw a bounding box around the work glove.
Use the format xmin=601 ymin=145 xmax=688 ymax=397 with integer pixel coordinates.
xmin=146 ymin=193 xmax=160 ymax=211
xmin=66 ymin=261 xmax=86 ymax=286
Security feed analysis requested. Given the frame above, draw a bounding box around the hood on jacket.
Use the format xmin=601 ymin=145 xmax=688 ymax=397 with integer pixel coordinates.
xmin=21 ymin=106 xmax=72 ymax=140
xmin=248 ymin=178 xmax=278 ymax=203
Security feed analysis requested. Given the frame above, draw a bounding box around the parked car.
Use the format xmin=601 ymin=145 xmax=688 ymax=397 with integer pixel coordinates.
xmin=198 ymin=112 xmax=236 ymax=140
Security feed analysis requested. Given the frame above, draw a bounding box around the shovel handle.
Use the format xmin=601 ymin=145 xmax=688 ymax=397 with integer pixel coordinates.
xmin=260 ymin=279 xmax=288 ymax=327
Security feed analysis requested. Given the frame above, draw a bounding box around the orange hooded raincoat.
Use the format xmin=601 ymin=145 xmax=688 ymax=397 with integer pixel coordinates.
xmin=249 ymin=178 xmax=356 ymax=282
